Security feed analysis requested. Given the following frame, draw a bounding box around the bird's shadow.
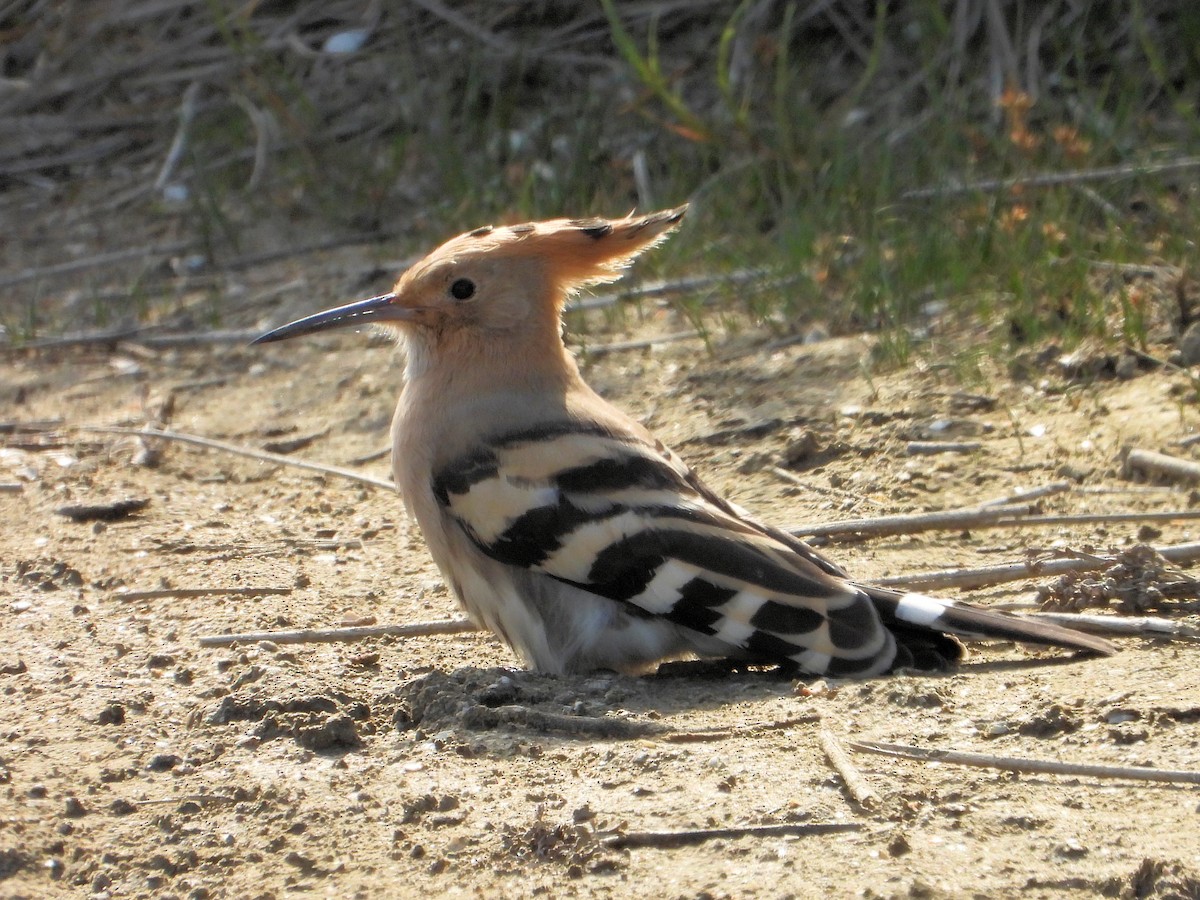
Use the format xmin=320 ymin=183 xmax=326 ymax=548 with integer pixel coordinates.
xmin=208 ymin=647 xmax=1103 ymax=758
xmin=378 ymin=647 xmax=1104 ymax=749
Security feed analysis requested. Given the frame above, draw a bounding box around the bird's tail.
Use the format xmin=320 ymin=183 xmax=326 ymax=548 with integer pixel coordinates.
xmin=856 ymin=584 xmax=1116 ymax=668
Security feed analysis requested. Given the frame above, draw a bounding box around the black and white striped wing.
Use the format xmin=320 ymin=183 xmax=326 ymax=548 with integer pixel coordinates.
xmin=432 ymin=424 xmax=897 ymax=676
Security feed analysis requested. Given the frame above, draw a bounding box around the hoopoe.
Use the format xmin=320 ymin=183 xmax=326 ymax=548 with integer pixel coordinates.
xmin=255 ymin=205 xmax=1114 ymax=676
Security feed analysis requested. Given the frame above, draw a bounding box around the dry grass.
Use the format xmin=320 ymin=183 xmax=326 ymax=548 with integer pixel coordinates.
xmin=2 ymin=1 xmax=1199 ymax=351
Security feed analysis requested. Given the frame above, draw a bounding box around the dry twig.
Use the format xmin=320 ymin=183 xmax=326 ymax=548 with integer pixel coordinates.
xmin=902 ymin=156 xmax=1200 ymax=201
xmin=875 ymin=541 xmax=1200 ymax=591
xmin=0 ymin=241 xmax=193 ymax=290
xmin=850 ymin=740 xmax=1200 ymax=785
xmin=905 ymin=441 xmax=982 ymax=455
xmin=566 ymin=269 xmax=773 ymax=313
xmin=604 ymin=822 xmax=861 ymax=850
xmin=575 ymin=331 xmax=701 ymax=356
xmin=81 ymin=426 xmax=395 ymax=491
xmin=116 ymin=586 xmax=292 ymax=602
xmin=1124 ymin=448 xmax=1200 ymax=484
xmin=819 ymin=725 xmax=880 ymax=810
xmin=980 ymin=480 xmax=1071 ymax=506
xmin=1028 ymin=612 xmax=1200 ymax=641
xmin=797 ymin=505 xmax=1200 ymax=541
xmin=789 ymin=503 xmax=1034 ymax=538
xmin=197 ymin=618 xmax=479 ymax=647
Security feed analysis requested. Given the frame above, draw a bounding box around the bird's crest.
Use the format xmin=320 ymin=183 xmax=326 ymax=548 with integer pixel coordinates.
xmin=437 ymin=204 xmax=688 ymax=297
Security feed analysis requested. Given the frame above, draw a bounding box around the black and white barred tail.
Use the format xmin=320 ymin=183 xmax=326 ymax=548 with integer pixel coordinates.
xmin=432 ymin=422 xmax=1114 ymax=676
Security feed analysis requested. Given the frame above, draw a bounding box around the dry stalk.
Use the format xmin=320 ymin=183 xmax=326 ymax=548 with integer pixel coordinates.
xmin=850 ymin=740 xmax=1200 ymax=785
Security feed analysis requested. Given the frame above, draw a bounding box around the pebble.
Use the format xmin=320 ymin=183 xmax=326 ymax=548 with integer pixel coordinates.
xmin=1178 ymin=321 xmax=1200 ymax=366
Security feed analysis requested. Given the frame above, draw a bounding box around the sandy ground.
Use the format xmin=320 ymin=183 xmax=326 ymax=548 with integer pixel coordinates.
xmin=2 ymin=292 xmax=1200 ymax=899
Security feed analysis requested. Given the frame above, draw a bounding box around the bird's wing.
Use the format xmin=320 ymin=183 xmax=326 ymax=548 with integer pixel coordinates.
xmin=432 ymin=422 xmax=896 ymax=676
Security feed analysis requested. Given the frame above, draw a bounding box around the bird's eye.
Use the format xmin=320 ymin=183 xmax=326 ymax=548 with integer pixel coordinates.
xmin=449 ymin=278 xmax=476 ymax=301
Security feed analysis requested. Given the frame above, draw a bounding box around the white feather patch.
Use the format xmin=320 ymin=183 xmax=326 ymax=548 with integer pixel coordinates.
xmin=450 ymin=479 xmax=559 ymax=544
xmin=719 ymin=589 xmax=768 ymax=624
xmin=794 ymin=649 xmax=832 ymax=673
xmin=895 ymin=593 xmax=953 ymax=627
xmin=711 ymin=617 xmax=755 ymax=647
xmin=635 ymin=560 xmax=699 ymax=613
xmin=537 ymin=509 xmax=646 ymax=581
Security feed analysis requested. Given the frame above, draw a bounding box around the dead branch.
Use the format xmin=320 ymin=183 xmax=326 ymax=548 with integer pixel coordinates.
xmin=662 ymin=715 xmax=823 ymax=744
xmin=849 ymin=740 xmax=1200 ymax=785
xmin=902 ymin=156 xmax=1200 ymax=201
xmin=819 ymin=725 xmax=880 ymax=810
xmin=875 ymin=541 xmax=1200 ymax=591
xmin=80 ymin=426 xmax=395 ymax=491
xmin=604 ymin=822 xmax=862 ymax=850
xmin=1028 ymin=612 xmax=1200 ymax=641
xmin=1000 ymin=510 xmax=1200 ymax=527
xmin=800 ymin=506 xmax=1200 ymax=544
xmin=980 ymin=480 xmax=1071 ymax=506
xmin=0 ymin=241 xmax=193 ymax=290
xmin=57 ymin=497 xmax=151 ymax=522
xmin=116 ymin=586 xmax=293 ymax=602
xmin=346 ymin=447 xmax=391 ymax=466
xmin=197 ymin=618 xmax=479 ymax=647
xmin=575 ymin=331 xmax=701 ymax=356
xmin=1124 ymin=448 xmax=1200 ymax=484
xmin=1077 ymin=485 xmax=1177 ymax=496
xmin=789 ymin=502 xmax=1035 ymax=538
xmin=154 ymin=81 xmax=201 ymax=191
xmin=566 ymin=269 xmax=773 ymax=313
xmin=905 ymin=441 xmax=982 ymax=455
xmin=0 ymin=418 xmax=65 ymax=433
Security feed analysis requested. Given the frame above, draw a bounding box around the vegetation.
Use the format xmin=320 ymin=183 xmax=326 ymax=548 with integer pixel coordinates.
xmin=2 ymin=1 xmax=1198 ymax=352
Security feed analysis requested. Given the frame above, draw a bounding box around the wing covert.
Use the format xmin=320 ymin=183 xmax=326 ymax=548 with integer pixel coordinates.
xmin=432 ymin=424 xmax=896 ymax=675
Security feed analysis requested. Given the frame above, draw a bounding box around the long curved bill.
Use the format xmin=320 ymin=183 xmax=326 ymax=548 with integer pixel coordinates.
xmin=252 ymin=293 xmax=406 ymax=344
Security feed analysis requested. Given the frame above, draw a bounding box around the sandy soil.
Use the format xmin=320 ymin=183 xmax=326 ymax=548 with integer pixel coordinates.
xmin=2 ymin=289 xmax=1200 ymax=899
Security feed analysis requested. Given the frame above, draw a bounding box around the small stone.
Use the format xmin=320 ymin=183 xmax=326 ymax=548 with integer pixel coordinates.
xmin=283 ymin=851 xmax=318 ymax=872
xmin=97 ymin=702 xmax=125 ymax=725
xmin=1114 ymin=354 xmax=1138 ymax=380
xmin=1056 ymin=837 xmax=1088 ymax=857
xmin=736 ymin=450 xmax=772 ymax=474
xmin=147 ymin=753 xmax=180 ymax=772
xmin=1104 ymin=708 xmax=1140 ymax=725
xmin=783 ymin=428 xmax=821 ymax=467
xmin=63 ymin=796 xmax=88 ymax=818
xmin=1179 ymin=321 xmax=1200 ymax=366
xmin=295 ymin=713 xmax=360 ymax=751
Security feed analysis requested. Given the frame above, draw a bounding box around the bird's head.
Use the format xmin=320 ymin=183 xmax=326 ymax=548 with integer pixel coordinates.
xmin=253 ymin=205 xmax=687 ymax=347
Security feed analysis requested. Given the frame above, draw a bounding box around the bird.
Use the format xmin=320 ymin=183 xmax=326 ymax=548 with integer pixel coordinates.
xmin=254 ymin=204 xmax=1115 ymax=677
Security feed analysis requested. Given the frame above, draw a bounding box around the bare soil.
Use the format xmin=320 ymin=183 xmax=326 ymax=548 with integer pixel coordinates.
xmin=3 ymin=283 xmax=1200 ymax=899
